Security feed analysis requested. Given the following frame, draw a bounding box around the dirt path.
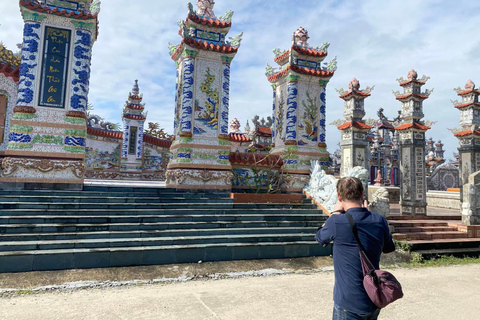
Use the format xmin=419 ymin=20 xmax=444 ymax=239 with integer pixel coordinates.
xmin=0 ymin=263 xmax=478 ymax=320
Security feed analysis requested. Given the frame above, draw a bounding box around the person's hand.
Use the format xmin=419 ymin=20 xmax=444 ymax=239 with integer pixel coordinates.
xmin=332 ymin=201 xmax=344 ymax=214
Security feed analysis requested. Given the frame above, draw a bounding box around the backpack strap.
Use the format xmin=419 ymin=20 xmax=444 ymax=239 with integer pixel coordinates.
xmin=345 ymin=211 xmax=376 ymax=275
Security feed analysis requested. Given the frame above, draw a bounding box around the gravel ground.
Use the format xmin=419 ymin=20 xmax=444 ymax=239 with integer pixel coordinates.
xmin=0 ymin=259 xmax=478 ymax=320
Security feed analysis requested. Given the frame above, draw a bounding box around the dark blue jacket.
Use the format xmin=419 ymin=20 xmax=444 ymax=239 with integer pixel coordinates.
xmin=315 ymin=207 xmax=395 ymax=314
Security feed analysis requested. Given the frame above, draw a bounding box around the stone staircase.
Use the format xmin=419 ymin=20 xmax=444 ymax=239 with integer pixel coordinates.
xmin=0 ymin=186 xmax=329 ymax=273
xmin=389 ymin=215 xmax=480 ymax=257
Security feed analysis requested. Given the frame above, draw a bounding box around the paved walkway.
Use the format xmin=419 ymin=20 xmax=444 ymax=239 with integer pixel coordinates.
xmin=0 ymin=263 xmax=478 ymax=320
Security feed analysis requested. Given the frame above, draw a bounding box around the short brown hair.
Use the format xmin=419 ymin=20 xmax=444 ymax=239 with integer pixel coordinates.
xmin=337 ymin=177 xmax=364 ymax=202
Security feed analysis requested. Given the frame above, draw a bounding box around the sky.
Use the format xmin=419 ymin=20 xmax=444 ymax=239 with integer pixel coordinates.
xmin=2 ymin=0 xmax=480 ymax=160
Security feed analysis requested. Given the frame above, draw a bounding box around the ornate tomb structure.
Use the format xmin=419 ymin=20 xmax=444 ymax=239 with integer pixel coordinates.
xmin=336 ymin=78 xmax=374 ymax=189
xmin=266 ymin=27 xmax=336 ymax=192
xmin=451 ymin=80 xmax=480 ymax=192
xmin=0 ymin=0 xmax=101 ymax=188
xmin=165 ymin=0 xmax=242 ymax=190
xmin=394 ymin=69 xmax=433 ymax=215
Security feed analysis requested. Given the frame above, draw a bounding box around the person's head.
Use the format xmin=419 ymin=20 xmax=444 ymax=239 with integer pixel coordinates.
xmin=336 ymin=176 xmax=364 ymax=205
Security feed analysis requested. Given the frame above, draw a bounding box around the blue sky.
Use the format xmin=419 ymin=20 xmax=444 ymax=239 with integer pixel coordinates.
xmin=2 ymin=0 xmax=480 ymax=159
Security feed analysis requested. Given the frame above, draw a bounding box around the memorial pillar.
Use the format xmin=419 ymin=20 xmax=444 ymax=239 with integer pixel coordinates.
xmin=1 ymin=0 xmax=100 ymax=188
xmin=394 ymin=69 xmax=433 ymax=215
xmin=166 ymin=0 xmax=242 ymax=190
xmin=267 ymin=27 xmax=336 ymax=192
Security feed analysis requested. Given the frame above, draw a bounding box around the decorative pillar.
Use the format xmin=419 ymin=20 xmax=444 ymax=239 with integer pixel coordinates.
xmin=119 ymin=80 xmax=146 ymax=179
xmin=336 ymin=78 xmax=374 ymax=197
xmin=271 ymin=84 xmax=276 ymax=143
xmin=394 ymin=69 xmax=433 ymax=215
xmin=451 ymin=80 xmax=480 ymax=224
xmin=267 ymin=27 xmax=336 ymax=192
xmin=1 ymin=0 xmax=100 ymax=188
xmin=166 ymin=0 xmax=242 ymax=190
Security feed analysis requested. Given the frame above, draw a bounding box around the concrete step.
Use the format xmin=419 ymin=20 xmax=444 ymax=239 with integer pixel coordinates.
xmin=388 ymin=215 xmax=461 ymax=221
xmin=0 ymin=227 xmax=319 ymax=241
xmin=0 ymin=208 xmax=323 ymax=217
xmin=0 ymin=213 xmax=325 ymax=225
xmin=0 ymin=233 xmax=317 ymax=251
xmin=389 ymin=220 xmax=452 ymax=228
xmin=0 ymin=220 xmax=325 ymax=234
xmin=0 ymin=196 xmax=233 ymax=204
xmin=392 ymin=231 xmax=468 ymax=241
xmin=405 ymin=238 xmax=480 ymax=252
xmin=0 ymin=241 xmax=332 ymax=273
xmin=393 ymin=226 xmax=458 ymax=233
xmin=414 ymin=247 xmax=480 ymax=258
xmin=0 ymin=202 xmax=317 ymax=210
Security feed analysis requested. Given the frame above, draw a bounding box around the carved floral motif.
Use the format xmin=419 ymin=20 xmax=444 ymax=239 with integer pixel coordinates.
xmin=1 ymin=157 xmax=84 ymax=179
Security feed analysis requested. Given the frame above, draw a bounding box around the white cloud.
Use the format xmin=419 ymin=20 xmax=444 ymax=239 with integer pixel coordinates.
xmin=2 ymin=0 xmax=480 ymax=158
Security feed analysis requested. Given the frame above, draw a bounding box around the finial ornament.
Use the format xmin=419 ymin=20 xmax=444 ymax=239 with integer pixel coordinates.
xmin=349 ymin=78 xmax=360 ymax=92
xmin=465 ymin=79 xmax=476 ymax=90
xmin=407 ymin=69 xmax=418 ymax=81
xmin=132 ymin=80 xmax=139 ymax=95
xmin=294 ymin=27 xmax=310 ymax=47
xmin=196 ymin=0 xmax=216 ymax=18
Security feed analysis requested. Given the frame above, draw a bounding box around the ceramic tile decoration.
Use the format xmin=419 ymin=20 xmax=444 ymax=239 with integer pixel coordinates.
xmin=0 ymin=0 xmax=100 ymax=185
xmin=166 ymin=0 xmax=242 ymax=190
xmin=266 ymin=27 xmax=335 ymax=191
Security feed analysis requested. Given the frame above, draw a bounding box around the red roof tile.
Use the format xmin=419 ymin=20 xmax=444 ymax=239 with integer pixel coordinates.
xmin=454 ymin=102 xmax=480 ymax=109
xmin=274 ymin=50 xmax=290 ymax=63
xmin=229 ymin=152 xmax=283 ymax=167
xmin=337 ymin=121 xmax=373 ymax=130
xmin=267 ymin=65 xmax=334 ymax=82
xmin=457 ymin=89 xmax=480 ymax=96
xmin=123 ymin=114 xmax=146 ymax=121
xmin=20 ymin=0 xmax=98 ymax=20
xmin=87 ymin=127 xmax=123 ymax=139
xmin=229 ymin=132 xmax=252 ymax=143
xmin=171 ymin=38 xmax=238 ymax=60
xmin=399 ymin=80 xmax=426 ymax=86
xmin=395 ymin=123 xmax=431 ymax=131
xmin=126 ymin=104 xmax=145 ymax=110
xmin=256 ymin=127 xmax=272 ymax=135
xmin=187 ymin=14 xmax=232 ymax=29
xmin=454 ymin=130 xmax=480 ymax=137
xmin=292 ymin=46 xmax=327 ymax=58
xmin=339 ymin=90 xmax=371 ymax=99
xmin=395 ymin=93 xmax=429 ymax=101
xmin=143 ymin=134 xmax=172 ymax=148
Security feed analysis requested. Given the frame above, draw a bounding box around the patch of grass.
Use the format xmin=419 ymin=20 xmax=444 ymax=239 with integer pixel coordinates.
xmin=401 ymin=255 xmax=480 ymax=268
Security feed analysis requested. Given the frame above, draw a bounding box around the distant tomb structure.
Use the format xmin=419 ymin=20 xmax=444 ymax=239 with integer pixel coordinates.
xmin=394 ymin=69 xmax=433 ymax=215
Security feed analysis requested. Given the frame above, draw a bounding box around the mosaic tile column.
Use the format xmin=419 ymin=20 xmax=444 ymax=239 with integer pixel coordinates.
xmin=219 ymin=57 xmax=233 ymax=140
xmin=1 ymin=1 xmax=100 ymax=188
xmin=266 ymin=27 xmax=336 ymax=192
xmin=271 ymin=84 xmax=277 ymax=143
xmin=166 ymin=1 xmax=241 ymax=190
xmin=180 ymin=53 xmax=196 ymax=137
xmin=318 ymin=81 xmax=328 ymax=168
xmin=285 ymin=75 xmax=299 ymax=145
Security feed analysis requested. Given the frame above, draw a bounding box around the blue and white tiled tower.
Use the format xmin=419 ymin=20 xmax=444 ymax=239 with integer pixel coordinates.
xmin=166 ymin=0 xmax=242 ymax=190
xmin=266 ymin=27 xmax=336 ymax=192
xmin=1 ymin=0 xmax=100 ymax=188
xmin=120 ymin=80 xmax=146 ymax=178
